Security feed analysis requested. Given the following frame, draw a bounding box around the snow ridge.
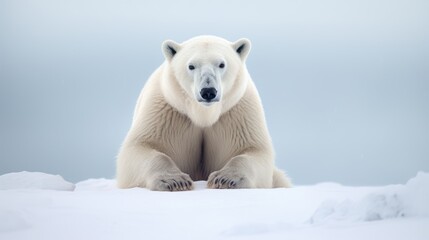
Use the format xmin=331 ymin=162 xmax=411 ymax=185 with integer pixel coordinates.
xmin=309 ymin=172 xmax=429 ymax=224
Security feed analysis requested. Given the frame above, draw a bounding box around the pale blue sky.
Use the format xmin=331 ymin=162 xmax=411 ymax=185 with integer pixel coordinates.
xmin=1 ymin=0 xmax=428 ymax=184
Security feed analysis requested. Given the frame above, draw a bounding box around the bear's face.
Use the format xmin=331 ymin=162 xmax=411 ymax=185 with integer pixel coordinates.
xmin=183 ymin=50 xmax=226 ymax=105
xmin=162 ymin=36 xmax=251 ymax=108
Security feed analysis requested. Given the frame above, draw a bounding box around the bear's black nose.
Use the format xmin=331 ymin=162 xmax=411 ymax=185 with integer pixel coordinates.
xmin=200 ymin=88 xmax=217 ymax=101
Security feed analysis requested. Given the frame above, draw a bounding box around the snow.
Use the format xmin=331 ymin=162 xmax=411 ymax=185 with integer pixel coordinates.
xmin=0 ymin=172 xmax=75 ymax=191
xmin=309 ymin=171 xmax=429 ymax=224
xmin=0 ymin=172 xmax=428 ymax=240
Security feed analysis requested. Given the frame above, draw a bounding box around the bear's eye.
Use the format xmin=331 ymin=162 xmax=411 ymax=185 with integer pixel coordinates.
xmin=219 ymin=63 xmax=225 ymax=69
xmin=188 ymin=64 xmax=195 ymax=70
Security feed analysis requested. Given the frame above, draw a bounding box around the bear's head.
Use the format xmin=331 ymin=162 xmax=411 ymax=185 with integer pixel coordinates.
xmin=160 ymin=36 xmax=251 ymax=127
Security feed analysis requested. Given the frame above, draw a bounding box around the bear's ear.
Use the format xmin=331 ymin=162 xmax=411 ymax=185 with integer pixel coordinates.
xmin=162 ymin=40 xmax=181 ymax=61
xmin=232 ymin=38 xmax=251 ymax=61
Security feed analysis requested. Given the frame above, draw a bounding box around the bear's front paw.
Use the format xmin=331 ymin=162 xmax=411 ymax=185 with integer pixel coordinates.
xmin=148 ymin=172 xmax=194 ymax=191
xmin=207 ymin=169 xmax=251 ymax=189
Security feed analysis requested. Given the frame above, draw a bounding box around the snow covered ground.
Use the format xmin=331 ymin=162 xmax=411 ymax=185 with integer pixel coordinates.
xmin=0 ymin=172 xmax=428 ymax=240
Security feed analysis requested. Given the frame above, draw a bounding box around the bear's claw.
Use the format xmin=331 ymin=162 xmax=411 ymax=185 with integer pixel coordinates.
xmin=207 ymin=170 xmax=249 ymax=189
xmin=150 ymin=173 xmax=194 ymax=191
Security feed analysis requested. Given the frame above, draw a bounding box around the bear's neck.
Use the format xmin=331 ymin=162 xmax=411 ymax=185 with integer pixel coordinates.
xmin=186 ymin=100 xmax=223 ymax=128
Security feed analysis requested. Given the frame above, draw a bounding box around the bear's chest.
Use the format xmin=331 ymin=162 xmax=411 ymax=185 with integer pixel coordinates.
xmin=145 ymin=102 xmax=253 ymax=180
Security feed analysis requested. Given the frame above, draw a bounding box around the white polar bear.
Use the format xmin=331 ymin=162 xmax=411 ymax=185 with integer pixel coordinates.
xmin=116 ymin=36 xmax=291 ymax=191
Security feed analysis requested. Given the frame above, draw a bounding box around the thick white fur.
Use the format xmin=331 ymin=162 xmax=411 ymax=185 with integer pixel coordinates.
xmin=116 ymin=36 xmax=291 ymax=191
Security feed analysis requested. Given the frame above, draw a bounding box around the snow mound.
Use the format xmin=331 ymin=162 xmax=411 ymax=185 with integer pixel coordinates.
xmin=75 ymin=178 xmax=117 ymax=191
xmin=0 ymin=171 xmax=75 ymax=191
xmin=401 ymin=171 xmax=429 ymax=217
xmin=309 ymin=172 xmax=429 ymax=224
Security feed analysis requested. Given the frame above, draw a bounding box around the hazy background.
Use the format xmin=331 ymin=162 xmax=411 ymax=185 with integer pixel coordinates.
xmin=1 ymin=0 xmax=428 ymax=185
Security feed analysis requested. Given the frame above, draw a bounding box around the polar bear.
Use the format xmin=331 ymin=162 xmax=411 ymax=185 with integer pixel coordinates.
xmin=116 ymin=36 xmax=291 ymax=191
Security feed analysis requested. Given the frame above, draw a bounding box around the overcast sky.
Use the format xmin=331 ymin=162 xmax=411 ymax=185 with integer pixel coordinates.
xmin=1 ymin=0 xmax=428 ymax=185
